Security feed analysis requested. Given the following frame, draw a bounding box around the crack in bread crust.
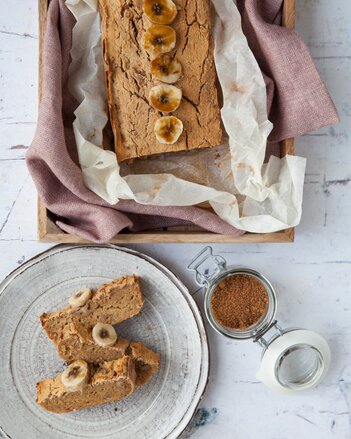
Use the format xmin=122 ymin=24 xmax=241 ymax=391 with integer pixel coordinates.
xmin=99 ymin=0 xmax=222 ymax=161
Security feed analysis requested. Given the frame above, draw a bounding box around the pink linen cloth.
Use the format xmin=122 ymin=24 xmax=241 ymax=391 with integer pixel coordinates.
xmin=26 ymin=0 xmax=338 ymax=242
xmin=237 ymin=0 xmax=339 ymax=142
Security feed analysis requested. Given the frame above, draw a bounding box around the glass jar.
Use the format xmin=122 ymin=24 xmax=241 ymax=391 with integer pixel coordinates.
xmin=188 ymin=246 xmax=330 ymax=394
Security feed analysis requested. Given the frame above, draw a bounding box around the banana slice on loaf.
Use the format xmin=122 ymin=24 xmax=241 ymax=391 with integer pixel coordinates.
xmin=154 ymin=116 xmax=183 ymax=144
xmin=143 ymin=24 xmax=176 ymax=57
xmin=149 ymin=84 xmax=182 ymax=113
xmin=151 ymin=54 xmax=183 ymax=84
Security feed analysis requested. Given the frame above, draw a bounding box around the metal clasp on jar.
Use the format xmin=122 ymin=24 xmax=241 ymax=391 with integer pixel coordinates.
xmin=187 ymin=246 xmax=226 ymax=287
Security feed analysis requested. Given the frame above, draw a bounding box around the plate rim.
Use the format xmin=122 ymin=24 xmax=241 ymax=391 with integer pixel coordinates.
xmin=0 ymin=244 xmax=210 ymax=439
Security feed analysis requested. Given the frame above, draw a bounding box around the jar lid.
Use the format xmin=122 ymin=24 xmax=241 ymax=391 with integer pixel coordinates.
xmin=256 ymin=329 xmax=330 ymax=393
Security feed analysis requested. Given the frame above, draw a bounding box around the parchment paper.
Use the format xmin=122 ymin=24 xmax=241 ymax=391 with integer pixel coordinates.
xmin=65 ymin=0 xmax=306 ymax=233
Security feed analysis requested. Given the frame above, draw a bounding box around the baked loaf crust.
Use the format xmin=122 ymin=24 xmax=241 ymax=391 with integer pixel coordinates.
xmin=40 ymin=275 xmax=144 ymax=343
xmin=36 ymin=356 xmax=136 ymax=413
xmin=99 ymin=0 xmax=222 ymax=161
xmin=130 ymin=341 xmax=161 ymax=386
xmin=57 ymin=322 xmax=160 ymax=386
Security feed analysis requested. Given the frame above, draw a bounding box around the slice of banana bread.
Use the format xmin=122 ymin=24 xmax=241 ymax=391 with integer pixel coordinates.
xmin=36 ymin=356 xmax=136 ymax=413
xmin=129 ymin=341 xmax=161 ymax=387
xmin=57 ymin=322 xmax=160 ymax=387
xmin=40 ymin=275 xmax=144 ymax=343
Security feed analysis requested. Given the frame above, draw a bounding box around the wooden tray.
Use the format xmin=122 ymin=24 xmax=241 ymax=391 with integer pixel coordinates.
xmin=37 ymin=0 xmax=296 ymax=244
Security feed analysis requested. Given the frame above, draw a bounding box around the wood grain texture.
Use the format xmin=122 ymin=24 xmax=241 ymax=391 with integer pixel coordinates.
xmin=281 ymin=137 xmax=295 ymax=157
xmin=38 ymin=0 xmax=48 ymax=103
xmin=37 ymin=0 xmax=296 ymax=244
xmin=282 ymin=0 xmax=295 ymax=29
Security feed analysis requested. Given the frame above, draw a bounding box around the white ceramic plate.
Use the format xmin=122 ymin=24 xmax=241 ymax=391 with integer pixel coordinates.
xmin=0 ymin=245 xmax=209 ymax=439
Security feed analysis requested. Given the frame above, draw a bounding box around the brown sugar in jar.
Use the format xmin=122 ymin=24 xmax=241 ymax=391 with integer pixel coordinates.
xmin=210 ymin=274 xmax=269 ymax=329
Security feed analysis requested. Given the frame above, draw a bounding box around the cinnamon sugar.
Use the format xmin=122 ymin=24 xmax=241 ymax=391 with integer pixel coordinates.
xmin=210 ymin=274 xmax=268 ymax=329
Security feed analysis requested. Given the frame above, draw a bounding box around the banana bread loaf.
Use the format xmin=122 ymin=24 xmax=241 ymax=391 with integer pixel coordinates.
xmin=36 ymin=356 xmax=136 ymax=413
xmin=99 ymin=0 xmax=222 ymax=161
xmin=40 ymin=275 xmax=144 ymax=343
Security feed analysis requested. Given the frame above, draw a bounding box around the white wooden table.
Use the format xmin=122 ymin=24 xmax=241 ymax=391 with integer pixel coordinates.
xmin=0 ymin=1 xmax=350 ymax=438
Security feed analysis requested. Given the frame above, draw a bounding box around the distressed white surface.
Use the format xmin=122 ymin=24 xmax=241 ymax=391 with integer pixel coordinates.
xmin=0 ymin=0 xmax=350 ymax=438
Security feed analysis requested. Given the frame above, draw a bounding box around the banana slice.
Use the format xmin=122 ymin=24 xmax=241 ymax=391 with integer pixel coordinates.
xmin=149 ymin=84 xmax=182 ymax=113
xmin=143 ymin=25 xmax=176 ymax=57
xmin=143 ymin=0 xmax=178 ymax=25
xmin=68 ymin=288 xmax=92 ymax=310
xmin=92 ymin=323 xmax=118 ymax=348
xmin=61 ymin=360 xmax=90 ymax=392
xmin=154 ymin=116 xmax=183 ymax=144
xmin=151 ymin=54 xmax=182 ymax=84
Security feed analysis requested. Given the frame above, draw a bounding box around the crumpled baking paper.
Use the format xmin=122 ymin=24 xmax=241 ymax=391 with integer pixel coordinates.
xmin=65 ymin=0 xmax=306 ymax=233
